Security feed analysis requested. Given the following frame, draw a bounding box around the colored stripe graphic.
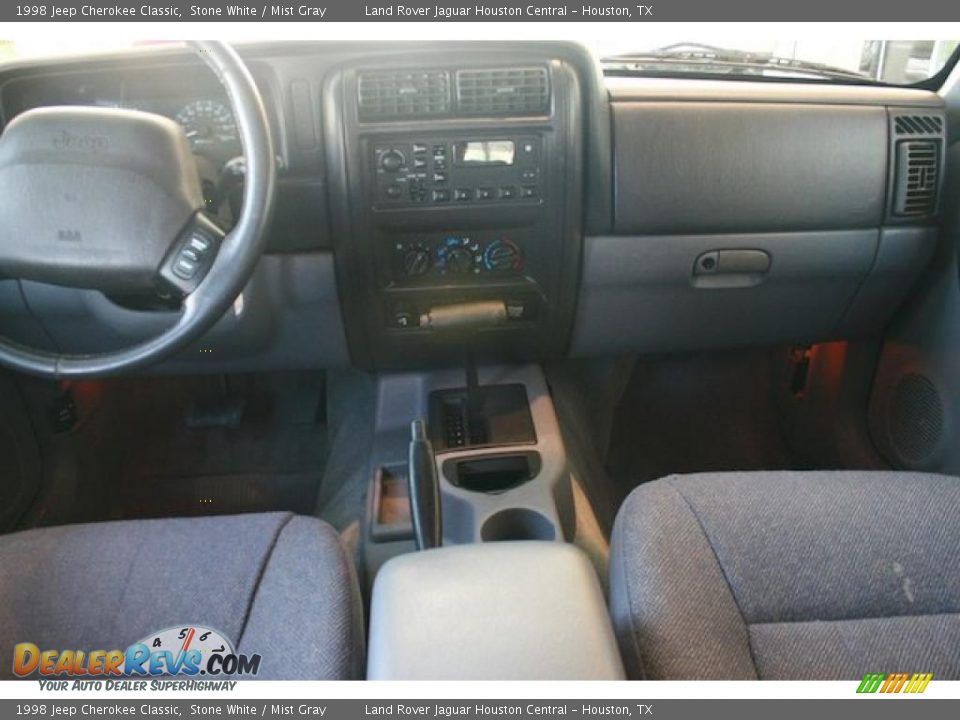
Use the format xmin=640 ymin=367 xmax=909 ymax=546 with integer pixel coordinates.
xmin=857 ymin=672 xmax=932 ymax=694
xmin=857 ymin=673 xmax=885 ymax=693
xmin=905 ymin=673 xmax=933 ymax=693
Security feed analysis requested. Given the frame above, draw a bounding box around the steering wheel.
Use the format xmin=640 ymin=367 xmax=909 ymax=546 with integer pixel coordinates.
xmin=0 ymin=41 xmax=275 ymax=378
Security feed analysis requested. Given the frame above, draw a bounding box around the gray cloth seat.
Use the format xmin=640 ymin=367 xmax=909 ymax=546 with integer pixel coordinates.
xmin=0 ymin=512 xmax=364 ymax=680
xmin=610 ymin=471 xmax=960 ymax=680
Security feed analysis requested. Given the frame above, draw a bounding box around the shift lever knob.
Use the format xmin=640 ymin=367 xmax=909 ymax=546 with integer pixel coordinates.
xmin=408 ymin=419 xmax=442 ymax=550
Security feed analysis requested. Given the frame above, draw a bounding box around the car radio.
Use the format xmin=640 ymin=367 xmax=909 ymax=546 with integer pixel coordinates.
xmin=372 ymin=135 xmax=542 ymax=208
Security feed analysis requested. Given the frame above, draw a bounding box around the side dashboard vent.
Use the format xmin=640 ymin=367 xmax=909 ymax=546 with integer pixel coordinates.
xmin=893 ymin=140 xmax=940 ymax=217
xmin=894 ymin=115 xmax=944 ymax=136
xmin=357 ymin=70 xmax=451 ymax=120
xmin=456 ymin=67 xmax=549 ymax=115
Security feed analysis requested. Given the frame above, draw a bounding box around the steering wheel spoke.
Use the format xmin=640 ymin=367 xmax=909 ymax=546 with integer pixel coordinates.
xmin=159 ymin=213 xmax=226 ymax=297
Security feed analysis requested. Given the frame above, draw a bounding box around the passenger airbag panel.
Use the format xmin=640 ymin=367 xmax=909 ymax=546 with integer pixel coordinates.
xmin=612 ymin=102 xmax=888 ymax=234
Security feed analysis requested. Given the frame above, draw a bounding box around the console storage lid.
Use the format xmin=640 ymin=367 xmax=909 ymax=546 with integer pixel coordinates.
xmin=366 ymin=542 xmax=625 ymax=680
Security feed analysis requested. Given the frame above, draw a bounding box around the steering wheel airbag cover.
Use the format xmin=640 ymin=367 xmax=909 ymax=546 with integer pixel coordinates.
xmin=0 ymin=107 xmax=204 ymax=292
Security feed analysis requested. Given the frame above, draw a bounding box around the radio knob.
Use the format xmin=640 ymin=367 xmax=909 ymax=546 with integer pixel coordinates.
xmin=446 ymin=247 xmax=475 ymax=274
xmin=380 ymin=149 xmax=405 ymax=173
xmin=402 ymin=249 xmax=432 ymax=277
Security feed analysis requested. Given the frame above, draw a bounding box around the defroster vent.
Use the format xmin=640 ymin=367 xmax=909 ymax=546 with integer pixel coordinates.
xmin=893 ymin=140 xmax=940 ymax=217
xmin=893 ymin=115 xmax=944 ymax=136
xmin=358 ymin=70 xmax=451 ymax=120
xmin=456 ymin=67 xmax=550 ymax=115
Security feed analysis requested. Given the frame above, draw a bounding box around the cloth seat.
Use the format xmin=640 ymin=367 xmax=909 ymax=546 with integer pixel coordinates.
xmin=609 ymin=471 xmax=960 ymax=679
xmin=0 ymin=512 xmax=364 ymax=680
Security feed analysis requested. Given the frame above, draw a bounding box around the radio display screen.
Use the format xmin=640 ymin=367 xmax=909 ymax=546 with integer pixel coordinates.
xmin=455 ymin=140 xmax=515 ymax=166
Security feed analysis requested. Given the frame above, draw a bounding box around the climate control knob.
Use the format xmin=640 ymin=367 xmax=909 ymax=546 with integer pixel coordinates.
xmin=483 ymin=240 xmax=523 ymax=272
xmin=437 ymin=236 xmax=480 ymax=275
xmin=402 ymin=249 xmax=432 ymax=277
xmin=445 ymin=247 xmax=475 ymax=274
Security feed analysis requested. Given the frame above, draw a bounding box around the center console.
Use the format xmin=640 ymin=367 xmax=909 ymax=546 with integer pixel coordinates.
xmin=323 ymin=49 xmax=584 ymax=370
xmin=325 ymin=48 xmax=606 ymax=678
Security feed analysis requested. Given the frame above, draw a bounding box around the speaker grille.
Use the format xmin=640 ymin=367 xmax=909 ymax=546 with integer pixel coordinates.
xmin=888 ymin=373 xmax=944 ymax=466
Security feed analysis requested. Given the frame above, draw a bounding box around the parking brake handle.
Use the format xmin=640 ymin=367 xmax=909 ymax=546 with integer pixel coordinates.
xmin=408 ymin=419 xmax=442 ymax=550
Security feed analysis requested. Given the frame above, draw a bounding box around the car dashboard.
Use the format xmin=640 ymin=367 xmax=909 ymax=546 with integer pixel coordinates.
xmin=0 ymin=41 xmax=948 ymax=372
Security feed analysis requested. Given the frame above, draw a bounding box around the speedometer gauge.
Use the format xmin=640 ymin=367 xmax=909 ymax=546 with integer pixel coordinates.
xmin=175 ymin=99 xmax=239 ymax=156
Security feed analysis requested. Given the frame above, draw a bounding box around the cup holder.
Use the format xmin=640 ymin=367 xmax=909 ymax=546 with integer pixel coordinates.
xmin=480 ymin=508 xmax=556 ymax=542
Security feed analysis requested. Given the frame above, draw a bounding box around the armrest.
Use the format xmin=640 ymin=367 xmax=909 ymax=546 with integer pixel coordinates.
xmin=367 ymin=541 xmax=625 ymax=680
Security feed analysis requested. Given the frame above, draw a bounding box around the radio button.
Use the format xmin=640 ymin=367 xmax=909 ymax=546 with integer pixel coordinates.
xmin=454 ymin=188 xmax=472 ymax=202
xmin=499 ymin=186 xmax=516 ymax=200
xmin=412 ymin=143 xmax=428 ymax=155
xmin=519 ymin=140 xmax=540 ymax=163
xmin=431 ymin=189 xmax=451 ymax=203
xmin=520 ymin=186 xmax=538 ymax=199
xmin=476 ymin=187 xmax=494 ymax=201
xmin=521 ymin=169 xmax=539 ymax=182
xmin=433 ymin=172 xmax=448 ymax=184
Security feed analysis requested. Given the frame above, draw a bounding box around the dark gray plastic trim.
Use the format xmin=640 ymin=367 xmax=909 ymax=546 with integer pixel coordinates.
xmin=612 ymin=102 xmax=888 ymax=235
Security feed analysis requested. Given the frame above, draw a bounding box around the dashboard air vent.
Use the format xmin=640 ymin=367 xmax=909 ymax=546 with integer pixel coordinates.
xmin=893 ymin=115 xmax=944 ymax=136
xmin=456 ymin=67 xmax=549 ymax=115
xmin=893 ymin=140 xmax=940 ymax=217
xmin=358 ymin=70 xmax=451 ymax=120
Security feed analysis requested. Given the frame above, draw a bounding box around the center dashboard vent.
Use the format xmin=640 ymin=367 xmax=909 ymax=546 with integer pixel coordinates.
xmin=357 ymin=66 xmax=549 ymax=120
xmin=358 ymin=70 xmax=452 ymax=120
xmin=456 ymin=67 xmax=550 ymax=115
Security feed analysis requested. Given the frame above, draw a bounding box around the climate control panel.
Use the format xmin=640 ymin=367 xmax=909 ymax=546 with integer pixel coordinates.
xmin=392 ymin=235 xmax=524 ymax=280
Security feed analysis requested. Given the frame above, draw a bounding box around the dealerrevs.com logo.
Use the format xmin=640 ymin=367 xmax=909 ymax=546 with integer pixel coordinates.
xmin=13 ymin=626 xmax=260 ymax=678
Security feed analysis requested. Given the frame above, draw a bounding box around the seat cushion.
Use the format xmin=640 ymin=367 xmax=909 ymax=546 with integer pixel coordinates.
xmin=610 ymin=471 xmax=960 ymax=680
xmin=0 ymin=512 xmax=364 ymax=680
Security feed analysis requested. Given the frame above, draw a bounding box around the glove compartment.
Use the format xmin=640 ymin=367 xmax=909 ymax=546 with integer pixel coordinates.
xmin=571 ymin=98 xmax=937 ymax=355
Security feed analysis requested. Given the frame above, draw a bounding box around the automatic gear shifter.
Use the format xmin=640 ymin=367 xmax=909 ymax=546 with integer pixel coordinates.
xmin=408 ymin=419 xmax=442 ymax=550
xmin=420 ymin=300 xmax=507 ymax=446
